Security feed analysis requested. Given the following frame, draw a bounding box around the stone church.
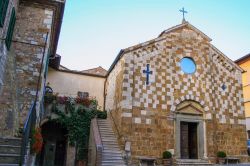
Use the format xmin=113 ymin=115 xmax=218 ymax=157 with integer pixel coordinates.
xmin=104 ymin=20 xmax=247 ymax=164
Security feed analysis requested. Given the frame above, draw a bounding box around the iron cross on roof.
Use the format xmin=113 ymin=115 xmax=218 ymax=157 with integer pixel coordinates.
xmin=179 ymin=7 xmax=188 ymax=22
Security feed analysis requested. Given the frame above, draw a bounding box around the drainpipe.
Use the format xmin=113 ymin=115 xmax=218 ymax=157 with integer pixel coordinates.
xmin=103 ymin=77 xmax=107 ymax=111
xmin=35 ymin=32 xmax=49 ymax=102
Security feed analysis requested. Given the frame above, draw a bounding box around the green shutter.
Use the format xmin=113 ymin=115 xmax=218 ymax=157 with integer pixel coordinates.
xmin=5 ymin=7 xmax=15 ymax=50
xmin=0 ymin=0 xmax=9 ymax=27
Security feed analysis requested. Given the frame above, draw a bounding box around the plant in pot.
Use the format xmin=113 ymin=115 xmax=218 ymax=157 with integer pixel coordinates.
xmin=162 ymin=150 xmax=172 ymax=166
xmin=217 ymin=151 xmax=226 ymax=164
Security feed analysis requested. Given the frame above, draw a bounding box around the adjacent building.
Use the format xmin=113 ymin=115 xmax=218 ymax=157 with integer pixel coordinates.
xmin=47 ymin=65 xmax=107 ymax=109
xmin=0 ymin=0 xmax=65 ymax=165
xmin=236 ymin=53 xmax=250 ymax=138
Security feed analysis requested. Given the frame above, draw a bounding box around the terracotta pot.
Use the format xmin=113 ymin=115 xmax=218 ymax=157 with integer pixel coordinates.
xmin=77 ymin=160 xmax=86 ymax=166
xmin=218 ymin=157 xmax=225 ymax=164
xmin=162 ymin=158 xmax=172 ymax=166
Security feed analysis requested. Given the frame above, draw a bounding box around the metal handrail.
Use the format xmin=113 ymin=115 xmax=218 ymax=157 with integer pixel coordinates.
xmin=109 ymin=111 xmax=121 ymax=138
xmin=19 ymin=101 xmax=36 ymax=166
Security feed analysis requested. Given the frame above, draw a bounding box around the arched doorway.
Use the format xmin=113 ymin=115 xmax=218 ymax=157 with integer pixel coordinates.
xmin=39 ymin=121 xmax=68 ymax=166
xmin=175 ymin=100 xmax=206 ymax=159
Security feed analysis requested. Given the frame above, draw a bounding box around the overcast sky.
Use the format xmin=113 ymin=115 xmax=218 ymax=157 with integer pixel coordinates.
xmin=57 ymin=0 xmax=250 ymax=70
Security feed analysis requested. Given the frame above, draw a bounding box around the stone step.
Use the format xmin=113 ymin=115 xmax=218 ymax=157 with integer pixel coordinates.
xmin=97 ymin=119 xmax=111 ymax=122
xmin=98 ymin=123 xmax=111 ymax=126
xmin=102 ymin=150 xmax=122 ymax=156
xmin=98 ymin=124 xmax=112 ymax=126
xmin=101 ymin=135 xmax=117 ymax=139
xmin=0 ymin=138 xmax=22 ymax=146
xmin=98 ymin=124 xmax=111 ymax=127
xmin=97 ymin=119 xmax=126 ymax=166
xmin=102 ymin=155 xmax=123 ymax=159
xmin=99 ymin=130 xmax=114 ymax=132
xmin=102 ymin=141 xmax=119 ymax=145
xmin=102 ymin=160 xmax=125 ymax=164
xmin=103 ymin=147 xmax=121 ymax=151
xmin=99 ymin=127 xmax=113 ymax=130
xmin=177 ymin=164 xmax=212 ymax=166
xmin=100 ymin=135 xmax=116 ymax=138
xmin=176 ymin=159 xmax=210 ymax=163
xmin=103 ymin=144 xmax=120 ymax=147
xmin=102 ymin=151 xmax=123 ymax=155
xmin=0 ymin=145 xmax=21 ymax=155
xmin=100 ymin=133 xmax=116 ymax=136
xmin=99 ymin=130 xmax=115 ymax=133
xmin=176 ymin=159 xmax=212 ymax=165
xmin=99 ymin=125 xmax=112 ymax=127
xmin=102 ymin=139 xmax=118 ymax=142
xmin=101 ymin=164 xmax=126 ymax=166
xmin=0 ymin=154 xmax=20 ymax=164
xmin=102 ymin=159 xmax=124 ymax=162
xmin=100 ymin=131 xmax=115 ymax=134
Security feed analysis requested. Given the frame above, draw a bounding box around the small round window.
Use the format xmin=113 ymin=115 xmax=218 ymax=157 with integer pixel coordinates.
xmin=180 ymin=57 xmax=196 ymax=74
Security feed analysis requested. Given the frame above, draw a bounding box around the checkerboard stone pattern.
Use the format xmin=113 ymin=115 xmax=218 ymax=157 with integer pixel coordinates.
xmin=105 ymin=25 xmax=247 ymax=164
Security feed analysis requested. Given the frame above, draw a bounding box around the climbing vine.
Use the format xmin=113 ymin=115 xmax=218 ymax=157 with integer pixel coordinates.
xmin=45 ymin=94 xmax=107 ymax=161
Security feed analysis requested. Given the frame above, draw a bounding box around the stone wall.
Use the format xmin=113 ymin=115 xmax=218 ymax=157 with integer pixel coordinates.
xmin=0 ymin=0 xmax=19 ymax=136
xmin=0 ymin=0 xmax=19 ymax=92
xmin=105 ymin=22 xmax=247 ymax=164
xmin=14 ymin=3 xmax=53 ymax=125
xmin=0 ymin=1 xmax=54 ymax=136
xmin=105 ymin=56 xmax=127 ymax=147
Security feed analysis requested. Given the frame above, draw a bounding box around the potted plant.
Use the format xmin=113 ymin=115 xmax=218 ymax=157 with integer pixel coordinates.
xmin=162 ymin=150 xmax=172 ymax=166
xmin=217 ymin=151 xmax=226 ymax=164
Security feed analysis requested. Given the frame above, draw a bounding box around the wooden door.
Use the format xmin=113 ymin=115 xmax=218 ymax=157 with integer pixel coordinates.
xmin=189 ymin=123 xmax=198 ymax=159
xmin=43 ymin=141 xmax=56 ymax=166
xmin=180 ymin=122 xmax=189 ymax=159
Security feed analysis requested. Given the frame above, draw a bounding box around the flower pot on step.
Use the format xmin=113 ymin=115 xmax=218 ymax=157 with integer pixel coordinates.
xmin=162 ymin=158 xmax=172 ymax=166
xmin=218 ymin=157 xmax=225 ymax=164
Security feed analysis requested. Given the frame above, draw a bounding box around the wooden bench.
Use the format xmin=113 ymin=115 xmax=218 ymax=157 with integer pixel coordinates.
xmin=225 ymin=157 xmax=240 ymax=164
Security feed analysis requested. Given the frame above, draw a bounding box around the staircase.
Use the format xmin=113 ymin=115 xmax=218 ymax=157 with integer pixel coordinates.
xmin=97 ymin=119 xmax=126 ymax=166
xmin=176 ymin=159 xmax=212 ymax=166
xmin=0 ymin=137 xmax=22 ymax=166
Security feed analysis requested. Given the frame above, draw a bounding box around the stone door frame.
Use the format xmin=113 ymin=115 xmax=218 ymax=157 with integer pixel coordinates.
xmin=175 ymin=113 xmax=205 ymax=159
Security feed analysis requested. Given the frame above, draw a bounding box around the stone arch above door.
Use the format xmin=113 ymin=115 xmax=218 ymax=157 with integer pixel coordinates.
xmin=176 ymin=100 xmax=204 ymax=116
xmin=170 ymin=95 xmax=209 ymax=112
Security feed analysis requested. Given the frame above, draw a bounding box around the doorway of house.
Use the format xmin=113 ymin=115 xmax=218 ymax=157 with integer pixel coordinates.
xmin=180 ymin=122 xmax=198 ymax=159
xmin=39 ymin=121 xmax=68 ymax=166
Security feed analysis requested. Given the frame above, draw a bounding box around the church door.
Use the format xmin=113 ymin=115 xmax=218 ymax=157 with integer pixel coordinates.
xmin=180 ymin=122 xmax=198 ymax=159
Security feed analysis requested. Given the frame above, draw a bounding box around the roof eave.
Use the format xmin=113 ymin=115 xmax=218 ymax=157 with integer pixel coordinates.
xmin=235 ymin=53 xmax=250 ymax=64
xmin=159 ymin=21 xmax=212 ymax=42
xmin=106 ymin=49 xmax=124 ymax=77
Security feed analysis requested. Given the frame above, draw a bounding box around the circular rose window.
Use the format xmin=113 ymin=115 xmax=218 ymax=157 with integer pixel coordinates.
xmin=180 ymin=57 xmax=196 ymax=74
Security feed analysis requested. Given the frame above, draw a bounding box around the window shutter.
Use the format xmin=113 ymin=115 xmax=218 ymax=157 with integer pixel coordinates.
xmin=5 ymin=7 xmax=16 ymax=50
xmin=0 ymin=0 xmax=9 ymax=27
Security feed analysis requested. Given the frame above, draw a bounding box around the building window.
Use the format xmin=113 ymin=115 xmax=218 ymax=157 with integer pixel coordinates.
xmin=0 ymin=0 xmax=9 ymax=27
xmin=180 ymin=57 xmax=196 ymax=74
xmin=5 ymin=7 xmax=15 ymax=50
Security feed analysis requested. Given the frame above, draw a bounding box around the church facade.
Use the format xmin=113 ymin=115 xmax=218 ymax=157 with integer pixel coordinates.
xmin=105 ymin=21 xmax=247 ymax=164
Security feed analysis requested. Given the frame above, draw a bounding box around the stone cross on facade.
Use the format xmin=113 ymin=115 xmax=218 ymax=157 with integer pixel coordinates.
xmin=143 ymin=64 xmax=153 ymax=85
xmin=179 ymin=7 xmax=188 ymax=22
